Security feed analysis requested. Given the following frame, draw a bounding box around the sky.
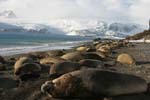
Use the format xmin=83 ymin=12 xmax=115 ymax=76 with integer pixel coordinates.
xmin=0 ymin=0 xmax=149 ymax=24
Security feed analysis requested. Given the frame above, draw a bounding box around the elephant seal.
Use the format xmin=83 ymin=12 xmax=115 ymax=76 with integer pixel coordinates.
xmin=49 ymin=61 xmax=80 ymax=79
xmin=14 ymin=57 xmax=34 ymax=74
xmin=82 ymin=52 xmax=104 ymax=61
xmin=76 ymin=46 xmax=89 ymax=52
xmin=27 ymin=51 xmax=49 ymax=59
xmin=47 ymin=50 xmax=64 ymax=57
xmin=117 ymin=53 xmax=136 ymax=65
xmin=15 ymin=63 xmax=41 ymax=81
xmin=96 ymin=52 xmax=107 ymax=58
xmin=40 ymin=57 xmax=66 ymax=65
xmin=61 ymin=52 xmax=83 ymax=61
xmin=79 ymin=59 xmax=104 ymax=69
xmin=0 ymin=63 xmax=6 ymax=71
xmin=0 ymin=56 xmax=5 ymax=64
xmin=97 ymin=45 xmax=111 ymax=54
xmin=41 ymin=69 xmax=147 ymax=99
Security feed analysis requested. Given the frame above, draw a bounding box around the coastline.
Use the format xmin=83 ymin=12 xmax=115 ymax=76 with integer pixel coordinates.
xmin=0 ymin=39 xmax=150 ymax=100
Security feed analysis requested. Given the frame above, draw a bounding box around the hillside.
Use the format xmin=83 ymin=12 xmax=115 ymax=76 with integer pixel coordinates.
xmin=126 ymin=30 xmax=150 ymax=40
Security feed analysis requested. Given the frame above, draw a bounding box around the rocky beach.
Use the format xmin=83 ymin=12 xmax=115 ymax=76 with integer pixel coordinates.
xmin=0 ymin=30 xmax=150 ymax=100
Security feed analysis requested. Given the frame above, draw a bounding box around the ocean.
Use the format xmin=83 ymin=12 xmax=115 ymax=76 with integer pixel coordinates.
xmin=0 ymin=32 xmax=93 ymax=56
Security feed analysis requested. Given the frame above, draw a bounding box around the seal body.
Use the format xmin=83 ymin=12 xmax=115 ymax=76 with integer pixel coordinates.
xmin=61 ymin=52 xmax=83 ymax=61
xmin=49 ymin=61 xmax=80 ymax=79
xmin=14 ymin=57 xmax=33 ymax=73
xmin=79 ymin=59 xmax=104 ymax=69
xmin=40 ymin=57 xmax=65 ymax=65
xmin=117 ymin=53 xmax=135 ymax=65
xmin=76 ymin=46 xmax=89 ymax=52
xmin=41 ymin=69 xmax=147 ymax=99
xmin=15 ymin=63 xmax=41 ymax=81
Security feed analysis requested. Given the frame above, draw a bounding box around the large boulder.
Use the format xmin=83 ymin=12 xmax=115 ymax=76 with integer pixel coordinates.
xmin=41 ymin=69 xmax=147 ymax=99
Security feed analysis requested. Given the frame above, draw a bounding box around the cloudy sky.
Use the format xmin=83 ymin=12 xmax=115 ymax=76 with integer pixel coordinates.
xmin=0 ymin=0 xmax=149 ymax=24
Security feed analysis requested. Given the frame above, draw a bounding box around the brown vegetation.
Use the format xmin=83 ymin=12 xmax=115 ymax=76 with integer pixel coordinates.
xmin=126 ymin=30 xmax=150 ymax=40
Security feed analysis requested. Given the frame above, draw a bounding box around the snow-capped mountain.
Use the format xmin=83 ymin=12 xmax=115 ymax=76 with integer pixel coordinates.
xmin=0 ymin=10 xmax=16 ymax=18
xmin=0 ymin=19 xmax=146 ymax=38
xmin=49 ymin=19 xmax=145 ymax=38
xmin=108 ymin=23 xmax=144 ymax=34
xmin=50 ymin=20 xmax=108 ymax=36
xmin=0 ymin=22 xmax=65 ymax=35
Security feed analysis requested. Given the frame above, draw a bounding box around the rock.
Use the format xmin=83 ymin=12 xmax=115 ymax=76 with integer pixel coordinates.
xmin=40 ymin=57 xmax=65 ymax=65
xmin=117 ymin=53 xmax=135 ymax=65
xmin=79 ymin=59 xmax=104 ymax=69
xmin=41 ymin=69 xmax=147 ymax=98
xmin=15 ymin=63 xmax=41 ymax=81
xmin=49 ymin=61 xmax=80 ymax=79
xmin=61 ymin=52 xmax=83 ymax=62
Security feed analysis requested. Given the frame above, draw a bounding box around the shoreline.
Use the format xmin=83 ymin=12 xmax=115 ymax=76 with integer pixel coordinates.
xmin=0 ymin=40 xmax=92 ymax=57
xmin=0 ymin=39 xmax=150 ymax=100
xmin=3 ymin=39 xmax=149 ymax=58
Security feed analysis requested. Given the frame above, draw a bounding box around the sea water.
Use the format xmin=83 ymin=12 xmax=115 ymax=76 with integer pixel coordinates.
xmin=0 ymin=32 xmax=93 ymax=56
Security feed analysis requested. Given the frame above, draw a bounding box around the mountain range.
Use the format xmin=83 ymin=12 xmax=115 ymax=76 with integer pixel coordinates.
xmin=0 ymin=18 xmax=146 ymax=39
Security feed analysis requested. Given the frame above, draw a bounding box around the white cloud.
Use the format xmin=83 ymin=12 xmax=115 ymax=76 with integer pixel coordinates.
xmin=0 ymin=0 xmax=149 ymax=24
